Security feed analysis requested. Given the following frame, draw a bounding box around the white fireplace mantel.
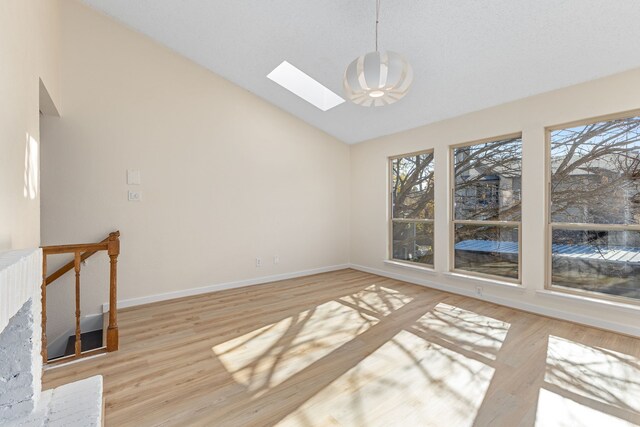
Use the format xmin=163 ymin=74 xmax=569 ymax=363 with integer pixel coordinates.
xmin=0 ymin=249 xmax=42 ymax=335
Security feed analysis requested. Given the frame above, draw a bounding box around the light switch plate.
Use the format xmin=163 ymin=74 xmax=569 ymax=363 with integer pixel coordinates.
xmin=128 ymin=190 xmax=142 ymax=202
xmin=127 ymin=169 xmax=141 ymax=185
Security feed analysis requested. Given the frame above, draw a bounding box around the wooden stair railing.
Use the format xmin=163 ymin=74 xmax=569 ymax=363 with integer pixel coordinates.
xmin=41 ymin=231 xmax=120 ymax=363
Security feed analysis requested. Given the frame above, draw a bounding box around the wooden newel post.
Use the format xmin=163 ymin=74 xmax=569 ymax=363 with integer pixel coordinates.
xmin=107 ymin=231 xmax=120 ymax=352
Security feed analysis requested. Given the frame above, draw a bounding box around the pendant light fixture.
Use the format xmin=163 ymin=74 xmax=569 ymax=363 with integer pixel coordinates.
xmin=343 ymin=0 xmax=413 ymax=107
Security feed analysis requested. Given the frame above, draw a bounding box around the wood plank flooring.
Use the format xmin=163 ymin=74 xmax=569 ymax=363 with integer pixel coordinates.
xmin=42 ymin=269 xmax=640 ymax=426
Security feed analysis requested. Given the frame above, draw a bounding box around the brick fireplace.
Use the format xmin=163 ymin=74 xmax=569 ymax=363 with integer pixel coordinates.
xmin=0 ymin=249 xmax=103 ymax=426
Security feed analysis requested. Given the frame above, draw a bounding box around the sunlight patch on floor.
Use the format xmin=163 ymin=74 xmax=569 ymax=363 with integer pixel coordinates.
xmin=212 ymin=299 xmax=380 ymax=396
xmin=412 ymin=303 xmax=510 ymax=360
xmin=277 ymin=329 xmax=495 ymax=427
xmin=545 ymin=335 xmax=640 ymax=414
xmin=338 ymin=284 xmax=415 ymax=316
xmin=535 ymin=388 xmax=636 ymax=427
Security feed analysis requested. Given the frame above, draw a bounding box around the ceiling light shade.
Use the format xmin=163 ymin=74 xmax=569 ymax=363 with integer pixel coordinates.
xmin=343 ymin=50 xmax=413 ymax=107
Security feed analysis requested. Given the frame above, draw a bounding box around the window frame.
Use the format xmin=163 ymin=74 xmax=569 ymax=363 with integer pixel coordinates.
xmin=388 ymin=149 xmax=436 ymax=269
xmin=545 ymin=109 xmax=640 ymax=305
xmin=449 ymin=133 xmax=523 ymax=284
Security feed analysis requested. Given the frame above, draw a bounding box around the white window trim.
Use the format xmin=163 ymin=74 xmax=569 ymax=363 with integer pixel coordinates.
xmin=389 ymin=149 xmax=435 ymax=269
xmin=383 ymin=259 xmax=438 ymax=274
xmin=443 ymin=271 xmax=526 ymax=291
xmin=449 ymin=133 xmax=524 ymax=284
xmin=545 ymin=110 xmax=640 ymax=307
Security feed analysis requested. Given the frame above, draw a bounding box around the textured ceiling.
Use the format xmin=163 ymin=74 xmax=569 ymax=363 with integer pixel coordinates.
xmin=81 ymin=0 xmax=640 ymax=143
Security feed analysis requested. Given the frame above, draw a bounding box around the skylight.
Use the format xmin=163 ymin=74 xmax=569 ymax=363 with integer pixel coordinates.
xmin=267 ymin=61 xmax=345 ymax=112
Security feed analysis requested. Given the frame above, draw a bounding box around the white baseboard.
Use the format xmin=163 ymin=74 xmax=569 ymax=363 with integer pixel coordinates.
xmin=349 ymin=263 xmax=640 ymax=338
xmin=100 ymin=261 xmax=639 ymax=338
xmin=102 ymin=264 xmax=350 ymax=312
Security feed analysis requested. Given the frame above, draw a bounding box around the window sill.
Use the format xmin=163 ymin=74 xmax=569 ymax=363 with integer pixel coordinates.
xmin=536 ymin=290 xmax=640 ymax=313
xmin=443 ymin=272 xmax=525 ymax=291
xmin=383 ymin=260 xmax=438 ymax=275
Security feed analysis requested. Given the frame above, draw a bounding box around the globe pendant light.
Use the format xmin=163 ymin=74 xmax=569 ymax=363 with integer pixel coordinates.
xmin=344 ymin=0 xmax=413 ymax=107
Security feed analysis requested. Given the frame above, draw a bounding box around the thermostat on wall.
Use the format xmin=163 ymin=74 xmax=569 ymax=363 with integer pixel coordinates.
xmin=127 ymin=169 xmax=141 ymax=185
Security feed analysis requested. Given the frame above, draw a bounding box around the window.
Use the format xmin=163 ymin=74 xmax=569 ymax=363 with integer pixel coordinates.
xmin=451 ymin=135 xmax=522 ymax=281
xmin=548 ymin=113 xmax=640 ymax=302
xmin=390 ymin=151 xmax=435 ymax=267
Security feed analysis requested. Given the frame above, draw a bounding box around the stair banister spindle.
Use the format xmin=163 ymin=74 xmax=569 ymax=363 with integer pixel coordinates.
xmin=74 ymin=251 xmax=82 ymax=356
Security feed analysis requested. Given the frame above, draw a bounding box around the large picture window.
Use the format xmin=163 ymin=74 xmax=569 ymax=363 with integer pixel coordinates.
xmin=548 ymin=113 xmax=640 ymax=302
xmin=390 ymin=151 xmax=435 ymax=267
xmin=451 ymin=135 xmax=522 ymax=281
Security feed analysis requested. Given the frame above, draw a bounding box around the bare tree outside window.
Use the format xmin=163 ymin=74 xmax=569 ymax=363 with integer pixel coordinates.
xmin=452 ymin=136 xmax=522 ymax=281
xmin=549 ymin=114 xmax=640 ymax=301
xmin=390 ymin=151 xmax=434 ymax=266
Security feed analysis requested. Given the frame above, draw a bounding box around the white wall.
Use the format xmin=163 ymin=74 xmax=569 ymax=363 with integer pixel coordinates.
xmin=40 ymin=0 xmax=350 ymax=339
xmin=0 ymin=0 xmax=60 ymax=250
xmin=350 ymin=68 xmax=640 ymax=337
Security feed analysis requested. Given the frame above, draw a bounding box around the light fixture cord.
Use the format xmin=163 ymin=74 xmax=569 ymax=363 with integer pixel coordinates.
xmin=375 ymin=0 xmax=380 ymax=52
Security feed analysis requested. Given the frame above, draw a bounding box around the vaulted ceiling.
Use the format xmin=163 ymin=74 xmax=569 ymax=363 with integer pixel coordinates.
xmin=82 ymin=0 xmax=640 ymax=143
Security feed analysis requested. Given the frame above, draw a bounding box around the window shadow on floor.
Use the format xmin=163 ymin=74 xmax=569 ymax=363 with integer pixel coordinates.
xmin=41 ymin=269 xmax=640 ymax=426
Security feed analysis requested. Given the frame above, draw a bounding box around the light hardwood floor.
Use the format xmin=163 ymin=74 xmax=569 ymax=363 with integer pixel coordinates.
xmin=43 ymin=269 xmax=640 ymax=427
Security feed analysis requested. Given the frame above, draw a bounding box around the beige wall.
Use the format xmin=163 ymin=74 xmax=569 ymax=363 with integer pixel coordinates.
xmin=40 ymin=1 xmax=349 ymax=340
xmin=0 ymin=0 xmax=60 ymax=250
xmin=39 ymin=1 xmax=640 ymax=341
xmin=350 ymin=68 xmax=640 ymax=337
